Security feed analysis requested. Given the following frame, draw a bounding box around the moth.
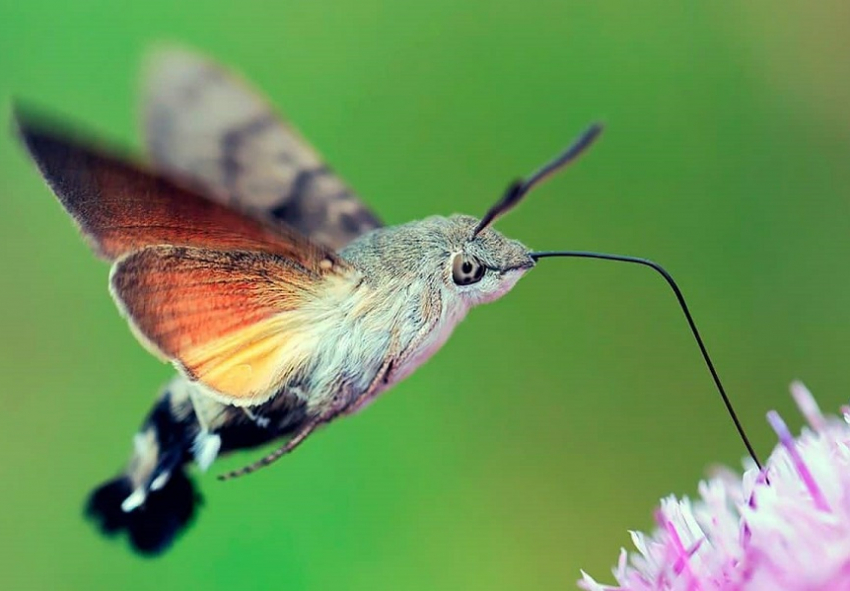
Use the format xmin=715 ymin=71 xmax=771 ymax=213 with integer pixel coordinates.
xmin=15 ymin=49 xmax=601 ymax=554
xmin=17 ymin=49 xmax=758 ymax=556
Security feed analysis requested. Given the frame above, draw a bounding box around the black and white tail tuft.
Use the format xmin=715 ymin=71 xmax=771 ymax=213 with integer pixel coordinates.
xmin=86 ymin=470 xmax=201 ymax=555
xmin=85 ymin=378 xmax=203 ymax=555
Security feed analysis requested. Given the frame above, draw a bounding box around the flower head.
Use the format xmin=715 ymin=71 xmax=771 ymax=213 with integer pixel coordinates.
xmin=580 ymin=382 xmax=850 ymax=591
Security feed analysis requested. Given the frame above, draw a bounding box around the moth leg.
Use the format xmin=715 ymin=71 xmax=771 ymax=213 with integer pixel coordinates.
xmin=217 ymin=414 xmax=323 ymax=481
xmin=344 ymin=355 xmax=397 ymax=415
xmin=241 ymin=407 xmax=270 ymax=429
xmin=217 ymin=340 xmax=414 ymax=481
xmin=391 ymin=297 xmax=442 ymax=371
xmin=347 ymin=320 xmax=433 ymax=415
xmin=187 ymin=387 xmax=222 ymax=472
xmin=217 ymin=388 xmax=355 ymax=481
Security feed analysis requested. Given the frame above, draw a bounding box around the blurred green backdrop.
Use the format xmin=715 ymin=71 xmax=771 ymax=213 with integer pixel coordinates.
xmin=2 ymin=1 xmax=850 ymax=589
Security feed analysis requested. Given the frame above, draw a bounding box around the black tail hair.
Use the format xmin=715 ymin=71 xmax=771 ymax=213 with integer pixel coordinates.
xmin=86 ymin=469 xmax=201 ymax=556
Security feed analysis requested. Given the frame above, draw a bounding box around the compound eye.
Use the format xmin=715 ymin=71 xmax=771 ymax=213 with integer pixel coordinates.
xmin=452 ymin=253 xmax=486 ymax=286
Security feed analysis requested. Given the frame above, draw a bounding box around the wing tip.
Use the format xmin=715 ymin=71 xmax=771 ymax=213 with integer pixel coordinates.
xmin=12 ymin=104 xmax=144 ymax=205
xmin=12 ymin=101 xmax=60 ymax=173
xmin=11 ymin=102 xmax=99 ymax=186
xmin=12 ymin=104 xmax=122 ymax=260
xmin=12 ymin=104 xmax=95 ymax=205
xmin=11 ymin=103 xmax=93 ymax=212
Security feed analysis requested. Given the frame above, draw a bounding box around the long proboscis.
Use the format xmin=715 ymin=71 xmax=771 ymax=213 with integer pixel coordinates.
xmin=473 ymin=123 xmax=604 ymax=237
xmin=530 ymin=250 xmax=763 ymax=470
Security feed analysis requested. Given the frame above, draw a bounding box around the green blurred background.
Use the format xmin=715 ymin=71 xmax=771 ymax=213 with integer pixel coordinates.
xmin=2 ymin=1 xmax=849 ymax=589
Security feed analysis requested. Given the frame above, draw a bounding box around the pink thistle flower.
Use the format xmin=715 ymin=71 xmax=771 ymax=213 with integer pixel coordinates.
xmin=579 ymin=381 xmax=850 ymax=591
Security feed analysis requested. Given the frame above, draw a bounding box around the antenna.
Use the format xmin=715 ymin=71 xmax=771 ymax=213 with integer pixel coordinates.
xmin=530 ymin=250 xmax=763 ymax=470
xmin=473 ymin=123 xmax=604 ymax=236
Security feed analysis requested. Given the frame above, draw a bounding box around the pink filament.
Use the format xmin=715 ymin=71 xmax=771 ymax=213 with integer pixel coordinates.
xmin=766 ymin=410 xmax=830 ymax=512
xmin=790 ymin=381 xmax=825 ymax=430
xmin=657 ymin=513 xmax=701 ymax=591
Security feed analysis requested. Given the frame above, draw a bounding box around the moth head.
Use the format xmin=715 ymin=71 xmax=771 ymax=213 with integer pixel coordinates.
xmin=444 ymin=123 xmax=604 ymax=305
xmin=442 ymin=214 xmax=533 ymax=305
xmin=342 ymin=124 xmax=603 ymax=306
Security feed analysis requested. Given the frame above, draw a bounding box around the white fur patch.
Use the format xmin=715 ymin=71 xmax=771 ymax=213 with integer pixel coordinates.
xmin=133 ymin=432 xmax=153 ymax=456
xmin=121 ymin=488 xmax=147 ymax=513
xmin=192 ymin=431 xmax=221 ymax=472
xmin=150 ymin=471 xmax=170 ymax=491
xmin=242 ymin=407 xmax=271 ymax=428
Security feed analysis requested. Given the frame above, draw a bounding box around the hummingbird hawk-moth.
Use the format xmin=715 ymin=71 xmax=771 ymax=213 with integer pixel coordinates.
xmin=16 ymin=48 xmax=758 ymax=555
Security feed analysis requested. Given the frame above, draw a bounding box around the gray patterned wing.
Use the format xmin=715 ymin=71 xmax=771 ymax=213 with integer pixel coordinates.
xmin=142 ymin=48 xmax=382 ymax=251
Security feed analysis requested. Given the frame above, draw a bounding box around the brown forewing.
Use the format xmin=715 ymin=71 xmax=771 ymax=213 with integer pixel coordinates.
xmin=16 ymin=111 xmax=348 ymax=274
